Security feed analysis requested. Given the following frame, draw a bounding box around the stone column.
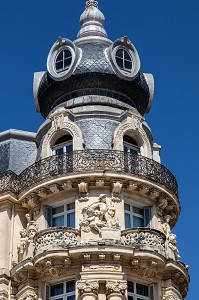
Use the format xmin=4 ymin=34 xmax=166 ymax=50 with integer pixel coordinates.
xmin=77 ymin=280 xmax=99 ymax=300
xmin=106 ymin=280 xmax=127 ymax=300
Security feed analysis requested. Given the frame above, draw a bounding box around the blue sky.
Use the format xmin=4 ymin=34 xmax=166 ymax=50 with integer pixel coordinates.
xmin=0 ymin=0 xmax=197 ymax=298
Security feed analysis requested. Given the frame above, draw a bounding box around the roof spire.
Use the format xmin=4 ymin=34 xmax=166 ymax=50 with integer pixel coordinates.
xmin=86 ymin=0 xmax=98 ymax=9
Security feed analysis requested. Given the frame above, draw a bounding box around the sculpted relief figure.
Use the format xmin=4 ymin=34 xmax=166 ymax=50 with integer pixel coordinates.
xmin=162 ymin=215 xmax=180 ymax=260
xmin=79 ymin=194 xmax=120 ymax=235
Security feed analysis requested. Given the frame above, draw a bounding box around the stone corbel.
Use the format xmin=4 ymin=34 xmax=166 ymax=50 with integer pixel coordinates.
xmin=78 ymin=180 xmax=89 ymax=202
xmin=139 ymin=184 xmax=150 ymax=195
xmin=106 ymin=280 xmax=127 ymax=296
xmin=37 ymin=187 xmax=50 ymax=198
xmin=149 ymin=188 xmax=160 ymax=200
xmin=111 ymin=181 xmax=122 ymax=202
xmin=77 ymin=280 xmax=99 ymax=298
xmin=49 ymin=183 xmax=61 ymax=193
xmin=62 ymin=180 xmax=73 ymax=190
xmin=127 ymin=181 xmax=139 ymax=191
xmin=95 ymin=178 xmax=105 ymax=188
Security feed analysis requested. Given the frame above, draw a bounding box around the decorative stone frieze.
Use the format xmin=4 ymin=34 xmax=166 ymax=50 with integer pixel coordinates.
xmin=37 ymin=187 xmax=49 ymax=198
xmin=139 ymin=184 xmax=150 ymax=194
xmin=111 ymin=181 xmax=122 ymax=202
xmin=131 ymin=258 xmax=162 ymax=278
xmin=106 ymin=280 xmax=127 ymax=295
xmin=62 ymin=180 xmax=73 ymax=190
xmin=49 ymin=183 xmax=61 ymax=193
xmin=78 ymin=180 xmax=89 ymax=202
xmin=79 ymin=194 xmax=120 ymax=235
xmin=77 ymin=280 xmax=99 ymax=296
xmin=127 ymin=181 xmax=139 ymax=191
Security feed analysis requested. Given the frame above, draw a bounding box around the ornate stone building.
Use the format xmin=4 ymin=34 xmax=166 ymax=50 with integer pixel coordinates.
xmin=0 ymin=1 xmax=189 ymax=299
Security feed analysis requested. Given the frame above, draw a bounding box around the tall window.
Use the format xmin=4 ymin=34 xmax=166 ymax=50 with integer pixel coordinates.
xmin=46 ymin=202 xmax=75 ymax=228
xmin=128 ymin=281 xmax=149 ymax=300
xmin=125 ymin=204 xmax=151 ymax=229
xmin=123 ymin=135 xmax=140 ymax=155
xmin=49 ymin=280 xmax=75 ymax=300
xmin=55 ymin=49 xmax=73 ymax=74
xmin=52 ymin=135 xmax=73 ymax=155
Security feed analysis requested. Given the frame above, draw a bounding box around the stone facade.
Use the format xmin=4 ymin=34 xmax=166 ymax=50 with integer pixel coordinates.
xmin=0 ymin=1 xmax=189 ymax=300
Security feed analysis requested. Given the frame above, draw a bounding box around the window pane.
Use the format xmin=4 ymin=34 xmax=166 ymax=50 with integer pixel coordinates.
xmin=56 ymin=51 xmax=64 ymax=62
xmin=124 ymin=60 xmax=132 ymax=71
xmin=67 ymin=203 xmax=75 ymax=210
xmin=64 ymin=49 xmax=72 ymax=59
xmin=133 ymin=207 xmax=144 ymax=216
xmin=53 ymin=215 xmax=64 ymax=227
xmin=124 ymin=203 xmax=130 ymax=211
xmin=52 ymin=206 xmax=64 ymax=215
xmin=55 ymin=61 xmax=63 ymax=72
xmin=51 ymin=283 xmax=64 ymax=296
xmin=67 ymin=212 xmax=75 ymax=228
xmin=116 ymin=57 xmax=123 ymax=69
xmin=128 ymin=296 xmax=134 ymax=300
xmin=116 ymin=49 xmax=123 ymax=58
xmin=55 ymin=147 xmax=65 ymax=155
xmin=64 ymin=57 xmax=72 ymax=70
xmin=136 ymin=283 xmax=149 ymax=296
xmin=128 ymin=281 xmax=134 ymax=293
xmin=133 ymin=216 xmax=144 ymax=227
xmin=124 ymin=50 xmax=131 ymax=60
xmin=65 ymin=144 xmax=73 ymax=153
xmin=125 ymin=213 xmax=131 ymax=229
xmin=67 ymin=296 xmax=75 ymax=300
xmin=66 ymin=281 xmax=75 ymax=292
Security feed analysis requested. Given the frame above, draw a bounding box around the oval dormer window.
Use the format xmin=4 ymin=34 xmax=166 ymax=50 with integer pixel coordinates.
xmin=115 ymin=48 xmax=133 ymax=73
xmin=55 ymin=49 xmax=73 ymax=74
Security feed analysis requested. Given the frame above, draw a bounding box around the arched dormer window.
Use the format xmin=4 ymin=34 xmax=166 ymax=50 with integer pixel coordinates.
xmin=52 ymin=134 xmax=73 ymax=155
xmin=123 ymin=135 xmax=140 ymax=155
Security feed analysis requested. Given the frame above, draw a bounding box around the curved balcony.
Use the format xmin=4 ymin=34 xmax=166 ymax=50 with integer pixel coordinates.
xmin=34 ymin=227 xmax=80 ymax=257
xmin=121 ymin=228 xmax=166 ymax=256
xmin=0 ymin=150 xmax=178 ymax=197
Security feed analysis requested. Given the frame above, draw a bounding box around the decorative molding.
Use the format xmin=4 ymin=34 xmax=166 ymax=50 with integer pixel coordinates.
xmin=79 ymin=194 xmax=120 ymax=235
xmin=77 ymin=280 xmax=99 ymax=296
xmin=106 ymin=280 xmax=127 ymax=295
xmin=78 ymin=180 xmax=89 ymax=202
xmin=111 ymin=181 xmax=122 ymax=202
xmin=95 ymin=179 xmax=105 ymax=188
xmin=131 ymin=258 xmax=162 ymax=278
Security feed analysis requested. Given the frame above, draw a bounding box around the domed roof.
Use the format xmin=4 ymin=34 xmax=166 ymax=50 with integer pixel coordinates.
xmin=34 ymin=0 xmax=154 ymax=118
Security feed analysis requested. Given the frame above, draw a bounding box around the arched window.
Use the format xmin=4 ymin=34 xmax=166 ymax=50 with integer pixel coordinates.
xmin=52 ymin=134 xmax=73 ymax=155
xmin=115 ymin=48 xmax=133 ymax=73
xmin=123 ymin=135 xmax=140 ymax=155
xmin=55 ymin=49 xmax=73 ymax=74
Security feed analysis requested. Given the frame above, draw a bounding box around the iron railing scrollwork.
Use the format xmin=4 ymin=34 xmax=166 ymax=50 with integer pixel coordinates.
xmin=0 ymin=150 xmax=178 ymax=197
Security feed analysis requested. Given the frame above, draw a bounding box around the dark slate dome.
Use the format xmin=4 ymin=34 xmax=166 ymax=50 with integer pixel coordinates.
xmin=34 ymin=0 xmax=154 ymax=118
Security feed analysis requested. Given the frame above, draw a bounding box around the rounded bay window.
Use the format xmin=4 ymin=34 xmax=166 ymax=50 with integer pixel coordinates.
xmin=47 ymin=37 xmax=81 ymax=81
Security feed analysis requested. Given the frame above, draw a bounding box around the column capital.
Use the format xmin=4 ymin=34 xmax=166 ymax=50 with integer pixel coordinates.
xmin=106 ymin=280 xmax=127 ymax=295
xmin=77 ymin=280 xmax=99 ymax=296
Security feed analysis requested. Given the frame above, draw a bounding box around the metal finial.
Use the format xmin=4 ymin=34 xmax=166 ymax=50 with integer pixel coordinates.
xmin=86 ymin=0 xmax=98 ymax=8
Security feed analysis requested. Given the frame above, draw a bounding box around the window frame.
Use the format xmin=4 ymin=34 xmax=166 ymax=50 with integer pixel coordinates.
xmin=52 ymin=141 xmax=73 ymax=156
xmin=49 ymin=280 xmax=75 ymax=300
xmin=128 ymin=281 xmax=149 ymax=300
xmin=124 ymin=203 xmax=151 ymax=229
xmin=45 ymin=201 xmax=75 ymax=228
xmin=54 ymin=49 xmax=73 ymax=74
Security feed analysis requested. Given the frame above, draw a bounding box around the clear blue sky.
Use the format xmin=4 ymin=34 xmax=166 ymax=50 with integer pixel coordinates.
xmin=0 ymin=0 xmax=197 ymax=298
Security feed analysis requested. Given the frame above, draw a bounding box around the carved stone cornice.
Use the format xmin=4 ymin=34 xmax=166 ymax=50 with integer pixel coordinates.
xmin=77 ymin=280 xmax=99 ymax=296
xmin=106 ymin=280 xmax=127 ymax=295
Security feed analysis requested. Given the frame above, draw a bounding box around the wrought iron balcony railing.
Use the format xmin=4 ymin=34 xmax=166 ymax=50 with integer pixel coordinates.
xmin=0 ymin=150 xmax=178 ymax=196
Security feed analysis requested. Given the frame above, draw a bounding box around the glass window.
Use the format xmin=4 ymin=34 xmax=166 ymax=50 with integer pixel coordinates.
xmin=123 ymin=135 xmax=139 ymax=155
xmin=128 ymin=281 xmax=149 ymax=300
xmin=55 ymin=49 xmax=72 ymax=74
xmin=125 ymin=204 xmax=144 ymax=228
xmin=50 ymin=281 xmax=75 ymax=300
xmin=50 ymin=203 xmax=75 ymax=228
xmin=52 ymin=135 xmax=73 ymax=156
xmin=115 ymin=48 xmax=133 ymax=73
